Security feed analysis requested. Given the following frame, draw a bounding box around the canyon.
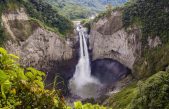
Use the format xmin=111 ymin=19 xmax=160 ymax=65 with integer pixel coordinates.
xmin=1 ymin=7 xmax=135 ymax=97
xmin=0 ymin=0 xmax=169 ymax=108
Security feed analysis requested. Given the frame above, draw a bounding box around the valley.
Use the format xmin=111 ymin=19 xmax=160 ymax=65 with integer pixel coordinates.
xmin=44 ymin=0 xmax=128 ymax=19
xmin=0 ymin=0 xmax=169 ymax=109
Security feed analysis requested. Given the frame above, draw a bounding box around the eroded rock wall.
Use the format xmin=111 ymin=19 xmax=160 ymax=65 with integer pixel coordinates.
xmin=2 ymin=8 xmax=75 ymax=89
xmin=90 ymin=10 xmax=142 ymax=69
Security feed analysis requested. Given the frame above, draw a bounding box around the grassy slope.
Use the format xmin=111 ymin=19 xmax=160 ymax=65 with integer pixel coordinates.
xmin=103 ymin=83 xmax=138 ymax=109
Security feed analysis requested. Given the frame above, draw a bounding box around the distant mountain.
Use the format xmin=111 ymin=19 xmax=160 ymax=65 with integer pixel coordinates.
xmin=100 ymin=0 xmax=128 ymax=5
xmin=45 ymin=0 xmax=128 ymax=19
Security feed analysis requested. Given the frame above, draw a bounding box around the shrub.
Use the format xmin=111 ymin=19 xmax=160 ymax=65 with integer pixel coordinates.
xmin=74 ymin=101 xmax=108 ymax=109
xmin=0 ymin=47 xmax=66 ymax=108
xmin=124 ymin=0 xmax=169 ymax=78
xmin=103 ymin=71 xmax=169 ymax=109
xmin=103 ymin=83 xmax=138 ymax=109
xmin=130 ymin=71 xmax=169 ymax=109
xmin=23 ymin=0 xmax=73 ymax=36
xmin=123 ymin=0 xmax=169 ymax=44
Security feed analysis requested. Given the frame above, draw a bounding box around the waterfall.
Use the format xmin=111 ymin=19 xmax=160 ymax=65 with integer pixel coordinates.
xmin=73 ymin=31 xmax=92 ymax=87
xmin=69 ymin=27 xmax=101 ymax=98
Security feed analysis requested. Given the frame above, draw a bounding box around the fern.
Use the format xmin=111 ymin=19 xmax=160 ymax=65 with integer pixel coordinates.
xmin=1 ymin=80 xmax=11 ymax=99
xmin=0 ymin=48 xmax=7 ymax=55
xmin=0 ymin=70 xmax=11 ymax=99
xmin=0 ymin=70 xmax=9 ymax=84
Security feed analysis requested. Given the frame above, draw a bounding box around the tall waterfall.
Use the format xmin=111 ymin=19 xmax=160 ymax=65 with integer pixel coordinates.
xmin=69 ymin=27 xmax=101 ymax=98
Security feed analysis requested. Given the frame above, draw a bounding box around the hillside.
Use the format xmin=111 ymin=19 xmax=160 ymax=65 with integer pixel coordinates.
xmin=45 ymin=0 xmax=128 ymax=19
xmin=0 ymin=0 xmax=73 ymax=38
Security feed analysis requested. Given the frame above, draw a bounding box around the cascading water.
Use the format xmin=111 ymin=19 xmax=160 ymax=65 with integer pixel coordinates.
xmin=69 ymin=26 xmax=102 ymax=98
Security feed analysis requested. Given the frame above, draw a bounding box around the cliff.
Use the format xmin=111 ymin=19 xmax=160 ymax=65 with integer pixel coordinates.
xmin=89 ymin=9 xmax=162 ymax=75
xmin=91 ymin=0 xmax=169 ymax=108
xmin=89 ymin=10 xmax=142 ymax=69
xmin=1 ymin=7 xmax=75 ymax=88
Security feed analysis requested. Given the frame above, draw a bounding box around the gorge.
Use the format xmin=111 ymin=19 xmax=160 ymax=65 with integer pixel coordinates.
xmin=69 ymin=25 xmax=132 ymax=99
xmin=0 ymin=0 xmax=169 ymax=108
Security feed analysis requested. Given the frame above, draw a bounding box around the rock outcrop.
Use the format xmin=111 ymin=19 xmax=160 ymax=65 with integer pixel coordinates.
xmin=89 ymin=10 xmax=142 ymax=69
xmin=5 ymin=28 xmax=73 ymax=69
xmin=2 ymin=8 xmax=75 ymax=88
xmin=2 ymin=8 xmax=73 ymax=67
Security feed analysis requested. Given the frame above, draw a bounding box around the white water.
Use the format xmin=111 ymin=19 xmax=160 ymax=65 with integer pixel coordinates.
xmin=69 ymin=27 xmax=101 ymax=98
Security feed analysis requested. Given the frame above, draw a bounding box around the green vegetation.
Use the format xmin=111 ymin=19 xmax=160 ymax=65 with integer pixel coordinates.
xmin=1 ymin=0 xmax=22 ymax=11
xmin=93 ymin=5 xmax=113 ymax=22
xmin=93 ymin=5 xmax=123 ymax=23
xmin=0 ymin=47 xmax=109 ymax=108
xmin=29 ymin=18 xmax=63 ymax=37
xmin=1 ymin=0 xmax=169 ymax=108
xmin=104 ymin=71 xmax=169 ymax=109
xmin=121 ymin=0 xmax=169 ymax=78
xmin=90 ymin=1 xmax=169 ymax=108
xmin=0 ymin=16 xmax=5 ymax=46
xmin=134 ymin=43 xmax=169 ymax=78
xmin=74 ymin=101 xmax=109 ymax=109
xmin=23 ymin=0 xmax=73 ymax=36
xmin=44 ymin=0 xmax=93 ymax=20
xmin=123 ymin=0 xmax=169 ymax=44
xmin=103 ymin=83 xmax=138 ymax=109
xmin=81 ymin=19 xmax=92 ymax=33
xmin=0 ymin=47 xmax=66 ymax=108
xmin=130 ymin=71 xmax=169 ymax=109
xmin=45 ymin=0 xmax=128 ymax=20
xmin=0 ymin=3 xmax=6 ymax=46
xmin=0 ymin=0 xmax=74 ymax=41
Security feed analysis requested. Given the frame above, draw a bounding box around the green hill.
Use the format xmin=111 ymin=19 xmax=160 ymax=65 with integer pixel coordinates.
xmin=0 ymin=0 xmax=73 ymax=36
xmin=45 ymin=0 xmax=128 ymax=19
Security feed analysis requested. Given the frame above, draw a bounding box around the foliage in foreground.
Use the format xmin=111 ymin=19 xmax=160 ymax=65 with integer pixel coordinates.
xmin=0 ymin=47 xmax=66 ymax=108
xmin=74 ymin=101 xmax=109 ymax=109
xmin=0 ymin=48 xmax=108 ymax=109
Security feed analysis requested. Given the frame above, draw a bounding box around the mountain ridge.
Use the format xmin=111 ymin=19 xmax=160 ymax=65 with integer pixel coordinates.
xmin=45 ymin=0 xmax=128 ymax=19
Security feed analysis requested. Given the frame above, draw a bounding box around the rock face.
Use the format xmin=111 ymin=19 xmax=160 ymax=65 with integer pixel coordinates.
xmin=89 ymin=10 xmax=142 ymax=69
xmin=5 ymin=28 xmax=73 ymax=69
xmin=2 ymin=8 xmax=73 ymax=67
xmin=148 ymin=36 xmax=162 ymax=48
xmin=2 ymin=8 xmax=75 ymax=89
